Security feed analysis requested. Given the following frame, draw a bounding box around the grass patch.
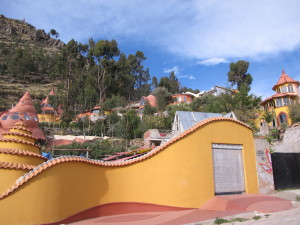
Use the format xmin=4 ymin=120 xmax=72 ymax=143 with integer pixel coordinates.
xmin=252 ymin=216 xmax=261 ymax=220
xmin=276 ymin=188 xmax=298 ymax=192
xmin=214 ymin=217 xmax=230 ymax=224
xmin=295 ymin=196 xmax=300 ymax=202
xmin=231 ymin=217 xmax=249 ymax=222
xmin=264 ymin=214 xmax=270 ymax=217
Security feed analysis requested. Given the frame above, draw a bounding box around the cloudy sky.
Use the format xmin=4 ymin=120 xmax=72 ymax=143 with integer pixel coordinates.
xmin=2 ymin=0 xmax=300 ymax=99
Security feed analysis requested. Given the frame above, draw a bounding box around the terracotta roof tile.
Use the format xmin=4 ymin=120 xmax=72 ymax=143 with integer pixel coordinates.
xmin=2 ymin=131 xmax=35 ymax=140
xmin=260 ymin=92 xmax=298 ymax=105
xmin=10 ymin=127 xmax=32 ymax=134
xmin=0 ymin=117 xmax=251 ymax=199
xmin=13 ymin=121 xmax=27 ymax=127
xmin=0 ymin=148 xmax=46 ymax=159
xmin=272 ymin=70 xmax=300 ymax=90
xmin=0 ymin=138 xmax=39 ymax=148
xmin=0 ymin=161 xmax=36 ymax=170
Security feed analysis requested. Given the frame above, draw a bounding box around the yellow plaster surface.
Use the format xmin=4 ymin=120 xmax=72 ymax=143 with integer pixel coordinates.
xmin=0 ymin=119 xmax=258 ymax=225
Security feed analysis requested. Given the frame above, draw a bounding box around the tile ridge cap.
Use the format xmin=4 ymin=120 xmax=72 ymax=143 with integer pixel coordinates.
xmin=0 ymin=148 xmax=46 ymax=159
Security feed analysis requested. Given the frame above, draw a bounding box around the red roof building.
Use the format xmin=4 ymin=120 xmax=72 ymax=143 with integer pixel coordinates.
xmin=0 ymin=92 xmax=46 ymax=140
xmin=170 ymin=94 xmax=194 ymax=105
xmin=139 ymin=95 xmax=158 ymax=113
xmin=260 ymin=70 xmax=300 ymax=127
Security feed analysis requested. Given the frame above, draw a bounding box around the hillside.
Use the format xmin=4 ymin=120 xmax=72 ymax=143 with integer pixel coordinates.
xmin=0 ymin=14 xmax=64 ymax=110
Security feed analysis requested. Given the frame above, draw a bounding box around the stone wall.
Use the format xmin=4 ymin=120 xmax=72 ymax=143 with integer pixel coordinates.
xmin=254 ymin=137 xmax=274 ymax=194
xmin=274 ymin=126 xmax=300 ymax=153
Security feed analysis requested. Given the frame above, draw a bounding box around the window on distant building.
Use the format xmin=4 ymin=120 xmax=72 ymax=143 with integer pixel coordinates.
xmin=283 ymin=97 xmax=290 ymax=106
xmin=288 ymin=84 xmax=294 ymax=93
xmin=281 ymin=86 xmax=287 ymax=93
xmin=279 ymin=113 xmax=287 ymax=125
xmin=276 ymin=98 xmax=283 ymax=107
xmin=277 ymin=88 xmax=281 ymax=93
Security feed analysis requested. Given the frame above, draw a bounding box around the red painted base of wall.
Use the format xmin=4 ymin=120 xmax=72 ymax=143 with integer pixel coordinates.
xmin=43 ymin=202 xmax=195 ymax=225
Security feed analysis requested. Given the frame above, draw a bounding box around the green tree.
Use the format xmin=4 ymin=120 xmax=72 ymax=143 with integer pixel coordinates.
xmin=289 ymin=103 xmax=300 ymax=124
xmin=158 ymin=71 xmax=180 ymax=94
xmin=261 ymin=111 xmax=274 ymax=124
xmin=127 ymin=51 xmax=151 ymax=100
xmin=50 ymin=29 xmax=59 ymax=38
xmin=143 ymin=103 xmax=158 ymax=115
xmin=151 ymin=76 xmax=158 ymax=91
xmin=116 ymin=110 xmax=142 ymax=140
xmin=152 ymin=87 xmax=171 ymax=111
xmin=91 ymin=39 xmax=120 ymax=102
xmin=101 ymin=95 xmax=126 ymax=111
xmin=227 ymin=60 xmax=253 ymax=92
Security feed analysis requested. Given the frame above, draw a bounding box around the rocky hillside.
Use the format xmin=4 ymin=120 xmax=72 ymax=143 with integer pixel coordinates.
xmin=0 ymin=14 xmax=64 ymax=51
xmin=0 ymin=14 xmax=65 ymax=110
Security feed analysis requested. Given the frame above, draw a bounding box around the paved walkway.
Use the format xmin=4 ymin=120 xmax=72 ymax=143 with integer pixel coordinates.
xmin=70 ymin=194 xmax=292 ymax=225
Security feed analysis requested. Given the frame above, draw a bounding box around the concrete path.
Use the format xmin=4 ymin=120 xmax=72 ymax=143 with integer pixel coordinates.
xmin=70 ymin=194 xmax=293 ymax=225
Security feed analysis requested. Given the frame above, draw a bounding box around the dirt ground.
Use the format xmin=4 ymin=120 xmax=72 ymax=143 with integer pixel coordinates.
xmin=190 ymin=189 xmax=300 ymax=225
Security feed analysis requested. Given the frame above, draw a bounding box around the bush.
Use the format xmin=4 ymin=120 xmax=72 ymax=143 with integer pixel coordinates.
xmin=289 ymin=103 xmax=300 ymax=124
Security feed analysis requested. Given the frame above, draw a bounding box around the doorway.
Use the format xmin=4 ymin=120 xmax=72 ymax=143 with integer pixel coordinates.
xmin=212 ymin=144 xmax=245 ymax=195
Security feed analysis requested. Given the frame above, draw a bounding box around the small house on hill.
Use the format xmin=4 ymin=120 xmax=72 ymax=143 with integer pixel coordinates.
xmin=172 ymin=111 xmax=237 ymax=133
xmin=170 ymin=93 xmax=194 ymax=105
xmin=139 ymin=95 xmax=158 ymax=114
xmin=144 ymin=111 xmax=237 ymax=148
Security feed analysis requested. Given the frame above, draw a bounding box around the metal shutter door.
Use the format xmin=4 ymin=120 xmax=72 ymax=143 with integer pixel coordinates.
xmin=212 ymin=144 xmax=245 ymax=195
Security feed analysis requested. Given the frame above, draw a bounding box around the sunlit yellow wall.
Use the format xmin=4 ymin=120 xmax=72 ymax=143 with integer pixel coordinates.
xmin=0 ymin=120 xmax=258 ymax=225
xmin=0 ymin=142 xmax=39 ymax=154
xmin=0 ymin=153 xmax=45 ymax=166
xmin=0 ymin=169 xmax=27 ymax=194
xmin=3 ymin=134 xmax=35 ymax=143
xmin=38 ymin=114 xmax=56 ymax=123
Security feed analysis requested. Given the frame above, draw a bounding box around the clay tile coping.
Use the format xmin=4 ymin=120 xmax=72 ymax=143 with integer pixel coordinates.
xmin=10 ymin=126 xmax=32 ymax=134
xmin=0 ymin=148 xmax=46 ymax=159
xmin=2 ymin=131 xmax=35 ymax=140
xmin=0 ymin=161 xmax=36 ymax=170
xmin=0 ymin=118 xmax=251 ymax=199
xmin=14 ymin=121 xmax=26 ymax=127
xmin=0 ymin=138 xmax=39 ymax=148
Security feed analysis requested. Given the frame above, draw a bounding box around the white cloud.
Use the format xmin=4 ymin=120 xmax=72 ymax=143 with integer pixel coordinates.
xmin=2 ymin=0 xmax=300 ymax=60
xmin=178 ymin=75 xmax=196 ymax=80
xmin=163 ymin=66 xmax=180 ymax=75
xmin=197 ymin=58 xmax=229 ymax=66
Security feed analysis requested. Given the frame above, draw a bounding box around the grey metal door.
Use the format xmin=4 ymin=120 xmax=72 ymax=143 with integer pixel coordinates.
xmin=212 ymin=144 xmax=245 ymax=195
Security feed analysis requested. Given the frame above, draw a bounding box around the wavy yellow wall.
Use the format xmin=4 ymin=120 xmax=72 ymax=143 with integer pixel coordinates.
xmin=0 ymin=154 xmax=45 ymax=166
xmin=0 ymin=120 xmax=258 ymax=225
xmin=0 ymin=169 xmax=27 ymax=194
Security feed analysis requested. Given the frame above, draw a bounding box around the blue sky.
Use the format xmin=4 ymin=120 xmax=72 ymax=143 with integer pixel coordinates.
xmin=2 ymin=0 xmax=300 ymax=99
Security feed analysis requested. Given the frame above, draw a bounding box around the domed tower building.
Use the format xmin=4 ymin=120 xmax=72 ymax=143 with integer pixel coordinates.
xmin=0 ymin=91 xmax=45 ymax=140
xmin=38 ymin=87 xmax=63 ymax=123
xmin=260 ymin=70 xmax=300 ymax=127
xmin=0 ymin=122 xmax=46 ymax=193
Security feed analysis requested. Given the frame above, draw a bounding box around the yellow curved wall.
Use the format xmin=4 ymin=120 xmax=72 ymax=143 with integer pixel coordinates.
xmin=3 ymin=134 xmax=35 ymax=143
xmin=0 ymin=120 xmax=258 ymax=225
xmin=10 ymin=128 xmax=32 ymax=135
xmin=0 ymin=169 xmax=27 ymax=194
xmin=0 ymin=142 xmax=40 ymax=154
xmin=0 ymin=153 xmax=45 ymax=166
